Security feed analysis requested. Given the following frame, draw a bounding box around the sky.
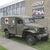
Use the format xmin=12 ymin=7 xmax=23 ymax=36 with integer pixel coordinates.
xmin=0 ymin=0 xmax=15 ymax=6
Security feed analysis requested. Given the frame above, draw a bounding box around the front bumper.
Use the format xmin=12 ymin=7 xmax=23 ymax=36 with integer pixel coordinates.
xmin=38 ymin=33 xmax=48 ymax=38
xmin=37 ymin=33 xmax=48 ymax=40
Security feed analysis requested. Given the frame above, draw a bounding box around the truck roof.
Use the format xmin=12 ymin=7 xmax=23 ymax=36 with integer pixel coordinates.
xmin=2 ymin=15 xmax=32 ymax=19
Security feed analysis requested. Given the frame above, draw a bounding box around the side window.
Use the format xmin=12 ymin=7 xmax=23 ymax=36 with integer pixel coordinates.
xmin=17 ymin=19 xmax=23 ymax=24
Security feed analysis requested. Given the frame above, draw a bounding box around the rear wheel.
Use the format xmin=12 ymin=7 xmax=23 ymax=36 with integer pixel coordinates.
xmin=5 ymin=31 xmax=10 ymax=39
xmin=26 ymin=34 xmax=36 ymax=45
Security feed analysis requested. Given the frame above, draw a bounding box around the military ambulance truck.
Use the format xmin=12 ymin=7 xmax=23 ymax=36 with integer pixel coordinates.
xmin=1 ymin=15 xmax=48 ymax=45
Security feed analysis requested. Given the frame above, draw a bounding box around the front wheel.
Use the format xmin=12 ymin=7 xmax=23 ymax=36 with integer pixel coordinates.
xmin=26 ymin=34 xmax=36 ymax=45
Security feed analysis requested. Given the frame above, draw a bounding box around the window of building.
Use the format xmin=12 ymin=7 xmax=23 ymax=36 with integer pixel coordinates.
xmin=16 ymin=3 xmax=20 ymax=15
xmin=3 ymin=8 xmax=6 ymax=16
xmin=16 ymin=1 xmax=25 ymax=15
xmin=6 ymin=7 xmax=9 ymax=16
xmin=0 ymin=1 xmax=25 ymax=17
xmin=9 ymin=6 xmax=12 ymax=16
xmin=20 ymin=1 xmax=25 ymax=15
xmin=12 ymin=4 xmax=16 ymax=15
xmin=0 ymin=9 xmax=3 ymax=17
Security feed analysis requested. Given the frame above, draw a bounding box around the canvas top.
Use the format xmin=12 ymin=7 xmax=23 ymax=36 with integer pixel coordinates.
xmin=2 ymin=15 xmax=32 ymax=19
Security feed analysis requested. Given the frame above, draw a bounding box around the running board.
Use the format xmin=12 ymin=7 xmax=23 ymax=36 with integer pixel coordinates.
xmin=15 ymin=35 xmax=22 ymax=37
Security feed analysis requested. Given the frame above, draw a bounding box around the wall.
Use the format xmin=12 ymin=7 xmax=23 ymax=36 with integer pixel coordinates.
xmin=25 ymin=0 xmax=50 ymax=37
xmin=44 ymin=0 xmax=50 ymax=37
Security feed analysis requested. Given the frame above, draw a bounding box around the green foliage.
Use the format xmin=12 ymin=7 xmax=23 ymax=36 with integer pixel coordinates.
xmin=0 ymin=29 xmax=5 ymax=37
xmin=0 ymin=45 xmax=7 ymax=50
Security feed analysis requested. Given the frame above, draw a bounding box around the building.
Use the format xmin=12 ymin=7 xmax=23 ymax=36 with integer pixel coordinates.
xmin=0 ymin=0 xmax=50 ymax=37
xmin=0 ymin=0 xmax=25 ymax=17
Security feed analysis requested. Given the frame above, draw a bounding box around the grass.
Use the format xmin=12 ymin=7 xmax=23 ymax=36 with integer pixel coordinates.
xmin=0 ymin=29 xmax=50 ymax=50
xmin=0 ymin=45 xmax=7 ymax=50
xmin=0 ymin=29 xmax=5 ymax=37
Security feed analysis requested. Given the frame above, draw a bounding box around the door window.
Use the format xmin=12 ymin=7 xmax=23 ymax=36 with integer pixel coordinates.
xmin=17 ymin=19 xmax=23 ymax=24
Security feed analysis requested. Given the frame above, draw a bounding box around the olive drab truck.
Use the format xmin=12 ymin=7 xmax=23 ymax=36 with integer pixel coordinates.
xmin=1 ymin=15 xmax=49 ymax=45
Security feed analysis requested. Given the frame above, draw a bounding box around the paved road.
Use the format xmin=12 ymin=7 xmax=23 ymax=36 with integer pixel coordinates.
xmin=0 ymin=37 xmax=37 ymax=50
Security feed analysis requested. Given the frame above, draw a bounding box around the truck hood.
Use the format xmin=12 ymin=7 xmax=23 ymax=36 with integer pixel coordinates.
xmin=25 ymin=23 xmax=44 ymax=28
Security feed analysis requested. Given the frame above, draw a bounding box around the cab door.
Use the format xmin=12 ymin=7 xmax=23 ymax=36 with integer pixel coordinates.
xmin=16 ymin=18 xmax=23 ymax=35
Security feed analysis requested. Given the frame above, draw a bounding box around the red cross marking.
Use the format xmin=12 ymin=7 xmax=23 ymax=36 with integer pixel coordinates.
xmin=5 ymin=19 xmax=8 ymax=22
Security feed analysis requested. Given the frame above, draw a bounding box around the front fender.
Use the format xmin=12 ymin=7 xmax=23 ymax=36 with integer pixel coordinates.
xmin=26 ymin=30 xmax=36 ymax=33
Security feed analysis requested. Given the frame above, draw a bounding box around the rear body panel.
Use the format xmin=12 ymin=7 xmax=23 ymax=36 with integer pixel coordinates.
xmin=1 ymin=17 xmax=16 ymax=34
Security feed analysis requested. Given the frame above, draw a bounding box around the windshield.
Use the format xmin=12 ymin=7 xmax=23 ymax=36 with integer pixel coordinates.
xmin=24 ymin=18 xmax=34 ymax=23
